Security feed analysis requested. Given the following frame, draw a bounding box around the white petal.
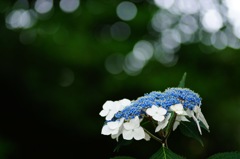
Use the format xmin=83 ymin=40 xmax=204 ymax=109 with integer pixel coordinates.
xmin=173 ymin=121 xmax=180 ymax=131
xmin=173 ymin=115 xmax=189 ymax=131
xmin=170 ymin=104 xmax=183 ymax=111
xmin=181 ymin=110 xmax=188 ymax=116
xmin=164 ymin=113 xmax=172 ymax=121
xmin=111 ymin=128 xmax=120 ymax=135
xmin=132 ymin=116 xmax=141 ymax=127
xmin=133 ymin=127 xmax=145 ymax=140
xmin=146 ymin=105 xmax=158 ymax=116
xmin=175 ymin=103 xmax=183 ymax=109
xmin=153 ymin=115 xmax=165 ymax=122
xmin=119 ymin=98 xmax=131 ymax=107
xmin=147 ymin=106 xmax=166 ymax=122
xmin=180 ymin=116 xmax=190 ymax=122
xmin=195 ymin=107 xmax=209 ymax=130
xmin=111 ymin=133 xmax=118 ymax=140
xmin=175 ymin=110 xmax=183 ymax=115
xmin=108 ymin=121 xmax=120 ymax=129
xmin=144 ymin=132 xmax=151 ymax=141
xmin=175 ymin=110 xmax=188 ymax=115
xmin=113 ymin=101 xmax=121 ymax=111
xmin=191 ymin=111 xmax=202 ymax=135
xmin=151 ymin=105 xmax=159 ymax=110
xmin=108 ymin=118 xmax=124 ymax=130
xmin=146 ymin=109 xmax=155 ymax=116
xmin=199 ymin=113 xmax=209 ymax=130
xmin=111 ymin=133 xmax=120 ymax=141
xmin=186 ymin=109 xmax=192 ymax=117
xmin=157 ymin=107 xmax=167 ymax=115
xmin=119 ymin=99 xmax=131 ymax=111
xmin=122 ymin=129 xmax=133 ymax=140
xmin=106 ymin=111 xmax=115 ymax=120
xmin=193 ymin=106 xmax=200 ymax=114
xmin=101 ymin=125 xmax=111 ymax=135
xmin=155 ymin=113 xmax=171 ymax=132
xmin=118 ymin=118 xmax=125 ymax=124
xmin=170 ymin=104 xmax=186 ymax=115
xmin=99 ymin=109 xmax=108 ymax=117
xmin=123 ymin=122 xmax=133 ymax=130
xmin=155 ymin=124 xmax=163 ymax=132
xmin=112 ymin=124 xmax=123 ymax=135
xmin=124 ymin=117 xmax=140 ymax=130
xmin=103 ymin=101 xmax=114 ymax=110
xmin=112 ymin=126 xmax=123 ymax=140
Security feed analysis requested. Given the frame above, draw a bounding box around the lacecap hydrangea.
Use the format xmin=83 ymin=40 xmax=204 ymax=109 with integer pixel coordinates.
xmin=99 ymin=87 xmax=209 ymax=141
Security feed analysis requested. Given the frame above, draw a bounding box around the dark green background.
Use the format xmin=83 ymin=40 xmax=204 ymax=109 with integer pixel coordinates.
xmin=0 ymin=1 xmax=240 ymax=159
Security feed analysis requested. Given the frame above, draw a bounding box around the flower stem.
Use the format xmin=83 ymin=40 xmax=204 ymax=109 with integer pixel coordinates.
xmin=162 ymin=112 xmax=177 ymax=147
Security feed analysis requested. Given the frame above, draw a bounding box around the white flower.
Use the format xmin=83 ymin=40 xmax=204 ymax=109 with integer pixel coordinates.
xmin=146 ymin=105 xmax=167 ymax=122
xmin=194 ymin=106 xmax=209 ymax=130
xmin=101 ymin=118 xmax=124 ymax=137
xmin=170 ymin=104 xmax=187 ymax=115
xmin=111 ymin=126 xmax=124 ymax=141
xmin=186 ymin=106 xmax=209 ymax=135
xmin=117 ymin=98 xmax=131 ymax=111
xmin=99 ymin=99 xmax=131 ymax=120
xmin=173 ymin=115 xmax=189 ymax=131
xmin=155 ymin=113 xmax=171 ymax=132
xmin=99 ymin=101 xmax=119 ymax=120
xmin=169 ymin=104 xmax=190 ymax=131
xmin=122 ymin=116 xmax=145 ymax=140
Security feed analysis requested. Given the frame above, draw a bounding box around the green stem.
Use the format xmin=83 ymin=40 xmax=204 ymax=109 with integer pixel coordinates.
xmin=162 ymin=112 xmax=177 ymax=147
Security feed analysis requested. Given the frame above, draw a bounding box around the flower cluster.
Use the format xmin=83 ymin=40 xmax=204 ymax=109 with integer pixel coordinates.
xmin=100 ymin=87 xmax=209 ymax=141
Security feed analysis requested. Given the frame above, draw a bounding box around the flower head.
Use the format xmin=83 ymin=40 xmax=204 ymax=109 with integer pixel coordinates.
xmin=100 ymin=87 xmax=209 ymax=142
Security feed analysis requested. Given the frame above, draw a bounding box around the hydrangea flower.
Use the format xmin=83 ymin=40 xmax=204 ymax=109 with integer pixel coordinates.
xmin=170 ymin=104 xmax=187 ymax=115
xmin=122 ymin=116 xmax=146 ymax=140
xmin=155 ymin=113 xmax=171 ymax=132
xmin=173 ymin=115 xmax=189 ymax=131
xmin=99 ymin=98 xmax=131 ymax=120
xmin=146 ymin=105 xmax=167 ymax=122
xmin=186 ymin=106 xmax=209 ymax=135
xmin=101 ymin=118 xmax=124 ymax=136
xmin=169 ymin=103 xmax=190 ymax=131
xmin=100 ymin=87 xmax=209 ymax=142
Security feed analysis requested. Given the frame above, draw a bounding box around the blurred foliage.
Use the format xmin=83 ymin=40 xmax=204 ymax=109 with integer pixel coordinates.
xmin=0 ymin=0 xmax=240 ymax=159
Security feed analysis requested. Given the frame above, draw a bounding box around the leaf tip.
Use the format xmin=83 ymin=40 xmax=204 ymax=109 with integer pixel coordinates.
xmin=178 ymin=72 xmax=187 ymax=88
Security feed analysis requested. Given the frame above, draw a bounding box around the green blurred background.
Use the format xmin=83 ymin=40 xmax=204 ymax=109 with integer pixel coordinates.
xmin=0 ymin=0 xmax=240 ymax=159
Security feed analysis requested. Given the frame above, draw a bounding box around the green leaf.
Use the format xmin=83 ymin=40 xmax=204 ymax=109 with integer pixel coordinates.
xmin=179 ymin=121 xmax=204 ymax=147
xmin=178 ymin=72 xmax=187 ymax=88
xmin=207 ymin=152 xmax=240 ymax=159
xmin=150 ymin=147 xmax=185 ymax=159
xmin=110 ymin=156 xmax=136 ymax=159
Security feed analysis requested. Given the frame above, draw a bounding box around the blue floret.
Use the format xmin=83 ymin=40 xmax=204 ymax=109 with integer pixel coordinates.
xmin=111 ymin=87 xmax=202 ymax=122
